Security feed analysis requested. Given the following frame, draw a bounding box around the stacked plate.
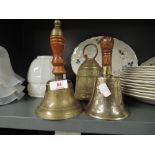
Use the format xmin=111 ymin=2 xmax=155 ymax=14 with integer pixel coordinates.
xmin=120 ymin=66 xmax=155 ymax=105
xmin=0 ymin=46 xmax=25 ymax=105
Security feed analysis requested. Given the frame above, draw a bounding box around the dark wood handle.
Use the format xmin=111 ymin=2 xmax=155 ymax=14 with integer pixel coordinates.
xmin=100 ymin=36 xmax=114 ymax=66
xmin=50 ymin=20 xmax=65 ymax=75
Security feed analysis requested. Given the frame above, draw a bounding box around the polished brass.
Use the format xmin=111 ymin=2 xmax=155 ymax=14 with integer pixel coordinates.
xmin=36 ymin=80 xmax=81 ymax=120
xmin=51 ymin=20 xmax=63 ymax=36
xmin=85 ymin=36 xmax=129 ymax=120
xmin=36 ymin=20 xmax=82 ymax=120
xmin=75 ymin=44 xmax=102 ymax=100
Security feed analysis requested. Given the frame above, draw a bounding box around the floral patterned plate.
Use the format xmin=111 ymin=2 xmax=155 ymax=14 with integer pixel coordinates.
xmin=71 ymin=36 xmax=138 ymax=76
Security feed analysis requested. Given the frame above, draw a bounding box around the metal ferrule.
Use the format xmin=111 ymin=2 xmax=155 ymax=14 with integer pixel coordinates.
xmin=103 ymin=66 xmax=112 ymax=76
xmin=55 ymin=75 xmax=63 ymax=81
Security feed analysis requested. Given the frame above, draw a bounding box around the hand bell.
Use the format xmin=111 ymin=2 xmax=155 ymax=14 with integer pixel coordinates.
xmin=85 ymin=36 xmax=129 ymax=120
xmin=75 ymin=44 xmax=102 ymax=101
xmin=35 ymin=20 xmax=82 ymax=120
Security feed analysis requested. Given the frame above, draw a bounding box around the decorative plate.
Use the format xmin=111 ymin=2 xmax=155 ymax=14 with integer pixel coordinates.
xmin=71 ymin=36 xmax=138 ymax=76
xmin=141 ymin=57 xmax=155 ymax=66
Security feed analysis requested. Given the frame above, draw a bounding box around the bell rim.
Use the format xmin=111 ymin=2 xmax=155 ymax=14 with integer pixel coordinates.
xmin=85 ymin=112 xmax=129 ymax=121
xmin=35 ymin=107 xmax=82 ymax=121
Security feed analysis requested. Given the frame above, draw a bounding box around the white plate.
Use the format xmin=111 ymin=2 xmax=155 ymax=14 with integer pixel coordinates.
xmin=141 ymin=57 xmax=155 ymax=66
xmin=124 ymin=66 xmax=155 ymax=69
xmin=122 ymin=88 xmax=155 ymax=95
xmin=120 ymin=76 xmax=155 ymax=81
xmin=123 ymin=90 xmax=155 ymax=98
xmin=123 ymin=92 xmax=155 ymax=105
xmin=121 ymin=81 xmax=155 ymax=88
xmin=120 ymin=74 xmax=155 ymax=78
xmin=121 ymin=84 xmax=155 ymax=90
xmin=71 ymin=36 xmax=138 ymax=76
xmin=120 ymin=78 xmax=155 ymax=84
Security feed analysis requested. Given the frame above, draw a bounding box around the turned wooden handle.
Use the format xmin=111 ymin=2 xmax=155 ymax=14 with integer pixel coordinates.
xmin=50 ymin=20 xmax=65 ymax=75
xmin=100 ymin=36 xmax=114 ymax=66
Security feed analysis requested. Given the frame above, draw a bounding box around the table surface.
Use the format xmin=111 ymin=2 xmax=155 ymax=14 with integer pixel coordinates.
xmin=0 ymin=95 xmax=155 ymax=134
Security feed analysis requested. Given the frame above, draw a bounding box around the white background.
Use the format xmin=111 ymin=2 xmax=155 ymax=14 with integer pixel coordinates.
xmin=0 ymin=0 xmax=154 ymax=155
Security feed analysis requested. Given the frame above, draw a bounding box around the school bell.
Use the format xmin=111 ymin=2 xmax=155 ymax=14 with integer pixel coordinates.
xmin=36 ymin=20 xmax=82 ymax=120
xmin=75 ymin=44 xmax=102 ymax=101
xmin=85 ymin=36 xmax=129 ymax=120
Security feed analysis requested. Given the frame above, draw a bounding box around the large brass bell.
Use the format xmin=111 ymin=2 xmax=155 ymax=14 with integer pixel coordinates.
xmin=86 ymin=36 xmax=129 ymax=120
xmin=36 ymin=20 xmax=82 ymax=120
xmin=75 ymin=44 xmax=102 ymax=101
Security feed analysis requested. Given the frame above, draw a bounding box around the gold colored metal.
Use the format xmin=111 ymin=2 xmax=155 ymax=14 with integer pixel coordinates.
xmin=103 ymin=66 xmax=112 ymax=75
xmin=51 ymin=20 xmax=63 ymax=36
xmin=75 ymin=44 xmax=102 ymax=100
xmin=36 ymin=80 xmax=81 ymax=120
xmin=36 ymin=20 xmax=82 ymax=120
xmin=85 ymin=36 xmax=129 ymax=120
xmin=86 ymin=76 xmax=128 ymax=120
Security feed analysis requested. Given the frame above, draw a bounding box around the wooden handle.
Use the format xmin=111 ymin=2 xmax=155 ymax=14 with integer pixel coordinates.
xmin=100 ymin=36 xmax=114 ymax=66
xmin=50 ymin=20 xmax=65 ymax=75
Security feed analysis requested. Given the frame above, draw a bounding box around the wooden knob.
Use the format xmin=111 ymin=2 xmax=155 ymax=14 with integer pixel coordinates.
xmin=100 ymin=36 xmax=114 ymax=66
xmin=50 ymin=20 xmax=65 ymax=75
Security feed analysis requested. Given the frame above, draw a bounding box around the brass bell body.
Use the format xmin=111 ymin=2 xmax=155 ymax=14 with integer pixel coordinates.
xmin=75 ymin=44 xmax=102 ymax=100
xmin=86 ymin=37 xmax=129 ymax=120
xmin=36 ymin=80 xmax=81 ymax=120
xmin=86 ymin=76 xmax=128 ymax=120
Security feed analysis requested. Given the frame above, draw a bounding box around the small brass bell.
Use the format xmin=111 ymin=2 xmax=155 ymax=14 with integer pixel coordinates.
xmin=36 ymin=20 xmax=82 ymax=120
xmin=85 ymin=36 xmax=129 ymax=120
xmin=75 ymin=44 xmax=102 ymax=101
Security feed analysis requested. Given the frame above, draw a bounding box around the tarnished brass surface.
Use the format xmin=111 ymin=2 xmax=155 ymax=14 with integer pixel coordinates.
xmin=75 ymin=44 xmax=102 ymax=100
xmin=85 ymin=76 xmax=128 ymax=120
xmin=36 ymin=20 xmax=81 ymax=120
xmin=36 ymin=80 xmax=82 ymax=120
xmin=85 ymin=36 xmax=129 ymax=120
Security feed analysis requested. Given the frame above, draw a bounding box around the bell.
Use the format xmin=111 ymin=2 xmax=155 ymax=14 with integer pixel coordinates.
xmin=36 ymin=20 xmax=82 ymax=120
xmin=85 ymin=36 xmax=129 ymax=120
xmin=75 ymin=44 xmax=102 ymax=101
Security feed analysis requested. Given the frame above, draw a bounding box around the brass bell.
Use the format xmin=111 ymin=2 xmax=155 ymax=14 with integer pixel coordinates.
xmin=85 ymin=36 xmax=129 ymax=120
xmin=75 ymin=44 xmax=102 ymax=101
xmin=36 ymin=20 xmax=82 ymax=120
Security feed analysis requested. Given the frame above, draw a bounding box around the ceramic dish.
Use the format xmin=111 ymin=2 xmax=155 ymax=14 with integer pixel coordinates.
xmin=120 ymin=78 xmax=155 ymax=84
xmin=122 ymin=90 xmax=155 ymax=98
xmin=122 ymin=88 xmax=155 ymax=96
xmin=123 ymin=92 xmax=155 ymax=105
xmin=120 ymin=76 xmax=155 ymax=81
xmin=71 ymin=36 xmax=138 ymax=76
xmin=121 ymin=83 xmax=155 ymax=90
xmin=141 ymin=57 xmax=155 ymax=66
xmin=120 ymin=74 xmax=155 ymax=78
xmin=123 ymin=66 xmax=155 ymax=69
